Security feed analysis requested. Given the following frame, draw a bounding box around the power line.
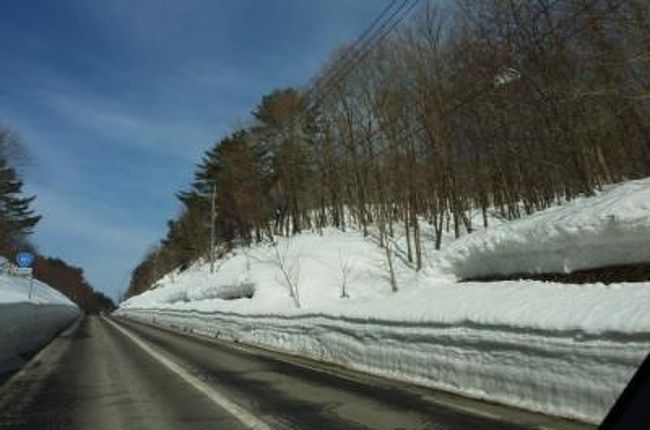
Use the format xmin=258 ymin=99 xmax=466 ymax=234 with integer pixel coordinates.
xmin=300 ymin=0 xmax=402 ymax=104
xmin=303 ymin=0 xmax=420 ymax=114
xmin=359 ymin=0 xmax=627 ymax=162
xmin=295 ymin=1 xmax=421 ymax=135
xmin=270 ymin=0 xmax=420 ymax=141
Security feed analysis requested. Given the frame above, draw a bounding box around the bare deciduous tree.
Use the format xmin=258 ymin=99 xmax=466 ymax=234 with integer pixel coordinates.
xmin=338 ymin=247 xmax=353 ymax=298
xmin=267 ymin=238 xmax=301 ymax=308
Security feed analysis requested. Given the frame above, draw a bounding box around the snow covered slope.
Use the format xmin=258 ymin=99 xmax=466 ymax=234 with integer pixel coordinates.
xmin=437 ymin=177 xmax=650 ymax=279
xmin=119 ymin=178 xmax=650 ymax=424
xmin=0 ymin=274 xmax=76 ymax=306
xmin=0 ymin=274 xmax=79 ymax=374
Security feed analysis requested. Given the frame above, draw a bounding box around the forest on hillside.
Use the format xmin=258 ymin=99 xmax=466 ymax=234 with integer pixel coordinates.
xmin=0 ymin=125 xmax=114 ymax=312
xmin=129 ymin=0 xmax=649 ymax=297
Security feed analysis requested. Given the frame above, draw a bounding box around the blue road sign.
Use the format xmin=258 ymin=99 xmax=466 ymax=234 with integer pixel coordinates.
xmin=16 ymin=252 xmax=34 ymax=268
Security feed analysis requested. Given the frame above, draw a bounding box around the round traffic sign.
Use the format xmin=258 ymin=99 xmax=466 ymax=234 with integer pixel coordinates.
xmin=16 ymin=252 xmax=35 ymax=268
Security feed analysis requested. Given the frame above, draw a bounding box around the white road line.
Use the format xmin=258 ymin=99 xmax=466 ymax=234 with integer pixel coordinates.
xmin=125 ymin=317 xmax=556 ymax=428
xmin=103 ymin=316 xmax=271 ymax=430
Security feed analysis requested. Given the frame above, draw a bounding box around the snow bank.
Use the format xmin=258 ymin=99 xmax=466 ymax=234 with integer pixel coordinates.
xmin=0 ymin=274 xmax=79 ymax=374
xmin=437 ymin=178 xmax=650 ymax=279
xmin=119 ymin=230 xmax=650 ymax=423
xmin=118 ymin=178 xmax=650 ymax=424
xmin=122 ymin=293 xmax=648 ymax=424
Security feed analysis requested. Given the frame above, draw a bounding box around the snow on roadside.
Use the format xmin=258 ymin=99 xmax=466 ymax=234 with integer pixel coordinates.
xmin=122 ymin=296 xmax=648 ymax=424
xmin=118 ymin=178 xmax=650 ymax=424
xmin=121 ymin=279 xmax=650 ymax=423
xmin=436 ymin=177 xmax=650 ymax=279
xmin=0 ymin=274 xmax=76 ymax=306
xmin=0 ymin=274 xmax=79 ymax=374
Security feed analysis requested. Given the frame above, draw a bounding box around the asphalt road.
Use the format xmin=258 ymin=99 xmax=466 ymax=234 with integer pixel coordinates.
xmin=0 ymin=316 xmax=595 ymax=430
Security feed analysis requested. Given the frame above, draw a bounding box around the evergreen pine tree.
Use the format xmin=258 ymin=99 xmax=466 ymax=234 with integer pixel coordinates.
xmin=0 ymin=156 xmax=41 ymax=242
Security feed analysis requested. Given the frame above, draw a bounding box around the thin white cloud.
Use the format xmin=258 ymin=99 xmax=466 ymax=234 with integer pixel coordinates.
xmin=37 ymin=88 xmax=213 ymax=162
xmin=27 ymin=182 xmax=157 ymax=256
xmin=25 ymin=182 xmax=162 ymax=299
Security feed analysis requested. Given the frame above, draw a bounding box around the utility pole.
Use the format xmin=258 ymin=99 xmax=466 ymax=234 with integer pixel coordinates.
xmin=210 ymin=182 xmax=216 ymax=274
xmin=152 ymin=247 xmax=159 ymax=285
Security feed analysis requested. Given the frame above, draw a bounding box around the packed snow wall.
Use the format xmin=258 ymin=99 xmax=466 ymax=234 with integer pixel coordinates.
xmin=120 ymin=306 xmax=649 ymax=424
xmin=437 ymin=178 xmax=650 ymax=279
xmin=0 ymin=276 xmax=79 ymax=374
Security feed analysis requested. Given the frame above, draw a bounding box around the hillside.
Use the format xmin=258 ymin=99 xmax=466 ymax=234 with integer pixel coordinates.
xmin=119 ymin=177 xmax=650 ymax=424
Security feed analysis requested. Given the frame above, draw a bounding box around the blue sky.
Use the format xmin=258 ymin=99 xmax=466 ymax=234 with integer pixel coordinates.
xmin=0 ymin=0 xmax=384 ymax=301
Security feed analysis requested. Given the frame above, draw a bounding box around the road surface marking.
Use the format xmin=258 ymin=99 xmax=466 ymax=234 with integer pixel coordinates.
xmin=104 ymin=316 xmax=271 ymax=430
xmin=116 ymin=316 xmax=591 ymax=430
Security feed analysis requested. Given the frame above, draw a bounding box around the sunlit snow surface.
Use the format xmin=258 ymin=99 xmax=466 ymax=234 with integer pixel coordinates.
xmin=438 ymin=177 xmax=650 ymax=278
xmin=0 ymin=274 xmax=76 ymax=305
xmin=119 ymin=178 xmax=650 ymax=423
